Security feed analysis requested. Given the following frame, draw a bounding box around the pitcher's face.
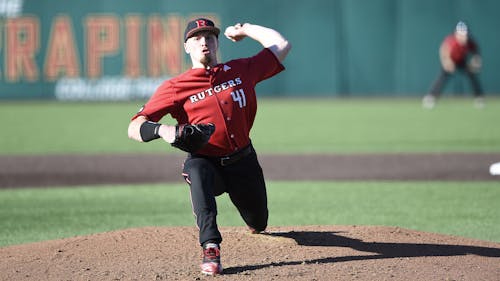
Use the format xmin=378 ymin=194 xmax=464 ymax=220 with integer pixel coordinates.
xmin=185 ymin=31 xmax=219 ymax=67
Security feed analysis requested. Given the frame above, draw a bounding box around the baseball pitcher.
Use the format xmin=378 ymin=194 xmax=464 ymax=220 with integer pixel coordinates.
xmin=127 ymin=18 xmax=291 ymax=275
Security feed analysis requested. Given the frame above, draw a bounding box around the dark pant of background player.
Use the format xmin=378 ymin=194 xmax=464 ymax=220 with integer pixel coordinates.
xmin=182 ymin=143 xmax=268 ymax=247
xmin=429 ymin=64 xmax=483 ymax=99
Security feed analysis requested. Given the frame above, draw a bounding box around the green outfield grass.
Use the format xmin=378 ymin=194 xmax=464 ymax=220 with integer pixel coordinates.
xmin=0 ymin=97 xmax=499 ymax=154
xmin=0 ymin=181 xmax=498 ymax=247
xmin=0 ymin=98 xmax=499 ymax=248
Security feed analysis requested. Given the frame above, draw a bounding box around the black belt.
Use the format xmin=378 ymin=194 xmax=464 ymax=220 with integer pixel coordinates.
xmin=219 ymin=145 xmax=253 ymax=166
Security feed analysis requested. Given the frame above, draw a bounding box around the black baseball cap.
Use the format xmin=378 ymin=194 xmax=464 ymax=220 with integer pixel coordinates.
xmin=184 ymin=18 xmax=220 ymax=42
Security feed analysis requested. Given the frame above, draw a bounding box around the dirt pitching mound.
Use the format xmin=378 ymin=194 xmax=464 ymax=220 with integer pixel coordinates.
xmin=1 ymin=225 xmax=499 ymax=281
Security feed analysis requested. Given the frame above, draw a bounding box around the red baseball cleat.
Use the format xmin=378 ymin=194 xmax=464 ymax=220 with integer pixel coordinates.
xmin=200 ymin=243 xmax=223 ymax=276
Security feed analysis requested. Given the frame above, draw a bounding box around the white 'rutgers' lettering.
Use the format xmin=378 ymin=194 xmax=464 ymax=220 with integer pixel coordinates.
xmin=190 ymin=95 xmax=199 ymax=103
xmin=189 ymin=77 xmax=243 ymax=103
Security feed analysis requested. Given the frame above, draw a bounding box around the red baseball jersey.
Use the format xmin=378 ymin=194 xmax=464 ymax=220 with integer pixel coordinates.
xmin=442 ymin=34 xmax=478 ymax=65
xmin=132 ymin=48 xmax=285 ymax=156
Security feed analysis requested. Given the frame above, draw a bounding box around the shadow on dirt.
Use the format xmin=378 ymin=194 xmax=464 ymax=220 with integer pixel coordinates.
xmin=223 ymin=231 xmax=500 ymax=275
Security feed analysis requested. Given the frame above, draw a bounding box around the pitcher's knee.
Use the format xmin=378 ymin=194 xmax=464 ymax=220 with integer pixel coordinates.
xmin=244 ymin=210 xmax=268 ymax=233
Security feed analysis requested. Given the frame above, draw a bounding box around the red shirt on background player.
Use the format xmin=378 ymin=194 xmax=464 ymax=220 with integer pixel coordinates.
xmin=440 ymin=28 xmax=479 ymax=71
xmin=128 ymin=18 xmax=291 ymax=276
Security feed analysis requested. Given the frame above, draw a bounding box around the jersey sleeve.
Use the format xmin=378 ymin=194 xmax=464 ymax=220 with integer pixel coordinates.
xmin=441 ymin=35 xmax=454 ymax=50
xmin=238 ymin=48 xmax=285 ymax=84
xmin=131 ymin=80 xmax=182 ymax=122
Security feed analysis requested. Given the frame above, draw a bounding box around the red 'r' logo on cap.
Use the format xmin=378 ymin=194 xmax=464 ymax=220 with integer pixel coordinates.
xmin=196 ymin=20 xmax=207 ymax=27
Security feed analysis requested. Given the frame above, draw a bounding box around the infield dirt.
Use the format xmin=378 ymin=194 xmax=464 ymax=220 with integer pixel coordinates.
xmin=1 ymin=152 xmax=499 ymax=188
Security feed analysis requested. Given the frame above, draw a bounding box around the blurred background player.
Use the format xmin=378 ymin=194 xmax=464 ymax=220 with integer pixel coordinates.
xmin=423 ymin=21 xmax=484 ymax=109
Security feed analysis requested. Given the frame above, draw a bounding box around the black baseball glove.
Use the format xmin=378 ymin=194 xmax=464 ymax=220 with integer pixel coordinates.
xmin=171 ymin=123 xmax=215 ymax=153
